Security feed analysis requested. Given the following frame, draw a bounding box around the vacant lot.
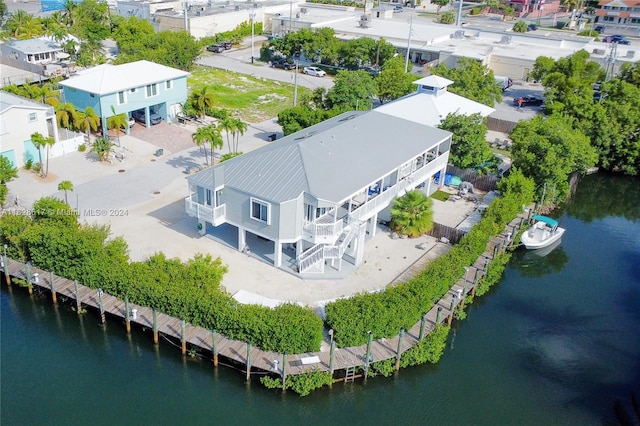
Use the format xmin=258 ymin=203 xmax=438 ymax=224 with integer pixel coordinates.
xmin=187 ymin=66 xmax=310 ymax=123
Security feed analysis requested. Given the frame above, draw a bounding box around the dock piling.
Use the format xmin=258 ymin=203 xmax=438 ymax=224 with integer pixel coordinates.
xmin=49 ymin=271 xmax=56 ymax=304
xmin=181 ymin=319 xmax=186 ymax=355
xmin=74 ymin=280 xmax=81 ymax=313
xmin=152 ymin=308 xmax=158 ymax=344
xmin=419 ymin=314 xmax=427 ymax=340
xmin=124 ymin=296 xmax=131 ymax=333
xmin=395 ymin=329 xmax=404 ymax=371
xmin=245 ymin=342 xmax=252 ymax=381
xmin=211 ymin=329 xmax=218 ymax=367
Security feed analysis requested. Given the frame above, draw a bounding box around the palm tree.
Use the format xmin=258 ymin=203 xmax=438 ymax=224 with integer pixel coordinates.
xmin=75 ymin=107 xmax=100 ymax=144
xmin=390 ymin=190 xmax=434 ymax=238
xmin=57 ymin=180 xmax=74 ymax=204
xmin=55 ymin=102 xmax=79 ymax=130
xmin=208 ymin=125 xmax=224 ymax=165
xmin=219 ymin=116 xmax=235 ymax=153
xmin=61 ymin=0 xmax=77 ymax=27
xmin=5 ymin=10 xmax=42 ymax=39
xmin=192 ymin=126 xmax=212 ymax=165
xmin=30 ymin=132 xmax=55 ymax=178
xmin=231 ymin=118 xmax=248 ymax=154
xmin=106 ymin=106 xmax=128 ymax=146
xmin=189 ymin=86 xmax=215 ymax=119
xmin=90 ymin=137 xmax=113 ymax=162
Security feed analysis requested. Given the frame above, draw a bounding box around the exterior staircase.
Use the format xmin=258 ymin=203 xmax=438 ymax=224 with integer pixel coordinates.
xmin=298 ymin=220 xmax=364 ymax=273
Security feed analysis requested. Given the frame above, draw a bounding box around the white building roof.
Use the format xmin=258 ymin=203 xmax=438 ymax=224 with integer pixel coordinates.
xmin=0 ymin=92 xmax=52 ymax=114
xmin=375 ymin=84 xmax=495 ymax=127
xmin=59 ymin=60 xmax=189 ymax=95
xmin=2 ymin=38 xmax=63 ymax=54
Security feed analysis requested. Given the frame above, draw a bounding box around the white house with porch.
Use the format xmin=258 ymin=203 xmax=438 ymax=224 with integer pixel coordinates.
xmin=185 ymin=110 xmax=453 ymax=276
xmin=375 ymin=75 xmax=495 ymax=127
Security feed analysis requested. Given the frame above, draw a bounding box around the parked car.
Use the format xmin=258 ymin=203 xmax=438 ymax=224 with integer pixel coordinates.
xmin=271 ymin=59 xmax=294 ymax=70
xmin=513 ymin=95 xmax=544 ymax=107
xmin=222 ymin=41 xmax=232 ymax=50
xmin=527 ymin=24 xmax=538 ymax=31
xmin=594 ymin=25 xmax=605 ymax=34
xmin=303 ymin=66 xmax=326 ymax=77
xmin=206 ymin=44 xmax=224 ymax=53
xmin=363 ymin=66 xmax=380 ymax=76
xmin=132 ymin=109 xmax=162 ymax=125
xmin=393 ymin=5 xmax=403 ymax=12
xmin=604 ymin=35 xmax=630 ymax=45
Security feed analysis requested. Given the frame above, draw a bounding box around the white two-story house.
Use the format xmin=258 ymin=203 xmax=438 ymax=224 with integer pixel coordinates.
xmin=185 ymin=110 xmax=452 ymax=276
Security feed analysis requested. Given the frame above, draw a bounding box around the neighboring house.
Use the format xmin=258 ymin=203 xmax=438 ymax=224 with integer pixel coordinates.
xmin=375 ymin=75 xmax=495 ymax=127
xmin=0 ymin=39 xmax=64 ymax=66
xmin=595 ymin=0 xmax=640 ymax=27
xmin=186 ymin=110 xmax=453 ymax=275
xmin=0 ymin=92 xmax=60 ymax=168
xmin=59 ymin=60 xmax=188 ymax=135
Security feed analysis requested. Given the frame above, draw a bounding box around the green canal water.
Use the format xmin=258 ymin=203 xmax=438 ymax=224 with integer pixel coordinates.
xmin=2 ymin=173 xmax=639 ymax=426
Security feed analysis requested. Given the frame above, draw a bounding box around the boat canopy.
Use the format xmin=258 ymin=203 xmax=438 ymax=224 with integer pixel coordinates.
xmin=533 ymin=215 xmax=558 ymax=228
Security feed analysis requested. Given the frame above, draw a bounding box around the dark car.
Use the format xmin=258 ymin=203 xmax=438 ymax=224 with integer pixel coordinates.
xmin=594 ymin=25 xmax=605 ymax=34
xmin=527 ymin=24 xmax=538 ymax=31
xmin=605 ymin=35 xmax=631 ymax=44
xmin=363 ymin=66 xmax=381 ymax=76
xmin=393 ymin=5 xmax=403 ymax=12
xmin=132 ymin=109 xmax=162 ymax=125
xmin=206 ymin=44 xmax=224 ymax=53
xmin=222 ymin=41 xmax=232 ymax=50
xmin=514 ymin=95 xmax=544 ymax=107
xmin=271 ymin=59 xmax=294 ymax=70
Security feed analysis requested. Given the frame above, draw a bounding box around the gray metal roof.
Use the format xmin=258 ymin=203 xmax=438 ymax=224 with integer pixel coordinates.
xmin=3 ymin=38 xmax=63 ymax=54
xmin=0 ymin=92 xmax=51 ymax=114
xmin=189 ymin=110 xmax=452 ymax=204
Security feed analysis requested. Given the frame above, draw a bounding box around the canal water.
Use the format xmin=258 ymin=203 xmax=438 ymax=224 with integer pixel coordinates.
xmin=2 ymin=173 xmax=639 ymax=425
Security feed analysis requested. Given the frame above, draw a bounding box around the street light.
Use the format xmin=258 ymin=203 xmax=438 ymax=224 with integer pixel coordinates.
xmin=249 ymin=4 xmax=257 ymax=64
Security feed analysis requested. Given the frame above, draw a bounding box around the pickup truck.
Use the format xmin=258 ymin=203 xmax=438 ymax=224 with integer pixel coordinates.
xmin=271 ymin=59 xmax=294 ymax=70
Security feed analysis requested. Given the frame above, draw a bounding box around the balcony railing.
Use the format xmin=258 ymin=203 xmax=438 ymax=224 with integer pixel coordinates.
xmin=185 ymin=197 xmax=226 ymax=226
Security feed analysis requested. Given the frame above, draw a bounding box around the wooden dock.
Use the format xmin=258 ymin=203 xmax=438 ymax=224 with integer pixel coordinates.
xmin=0 ymin=211 xmax=528 ymax=382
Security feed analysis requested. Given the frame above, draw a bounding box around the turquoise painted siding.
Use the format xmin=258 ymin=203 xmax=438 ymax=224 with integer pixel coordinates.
xmin=23 ymin=140 xmax=39 ymax=164
xmin=1 ymin=150 xmax=17 ymax=167
xmin=63 ymin=88 xmax=102 ymax=116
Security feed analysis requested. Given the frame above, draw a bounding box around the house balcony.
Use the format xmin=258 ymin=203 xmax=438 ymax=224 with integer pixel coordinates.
xmin=303 ymin=154 xmax=447 ymax=243
xmin=185 ymin=197 xmax=226 ymax=226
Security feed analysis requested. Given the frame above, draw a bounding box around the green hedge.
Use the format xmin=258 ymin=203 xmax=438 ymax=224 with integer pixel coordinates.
xmin=324 ymin=169 xmax=535 ymax=347
xmin=0 ymin=198 xmax=322 ymax=354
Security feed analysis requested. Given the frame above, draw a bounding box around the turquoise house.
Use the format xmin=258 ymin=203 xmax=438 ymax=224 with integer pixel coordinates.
xmin=59 ymin=60 xmax=189 ymax=136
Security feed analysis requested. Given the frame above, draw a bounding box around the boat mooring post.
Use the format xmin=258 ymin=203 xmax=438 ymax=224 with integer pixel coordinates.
xmin=181 ymin=319 xmax=187 ymax=355
xmin=211 ymin=329 xmax=218 ymax=367
xmin=245 ymin=342 xmax=252 ymax=381
xmin=329 ymin=340 xmax=336 ymax=374
xmin=152 ymin=308 xmax=158 ymax=344
xmin=49 ymin=271 xmax=56 ymax=304
xmin=124 ymin=296 xmax=131 ymax=333
xmin=97 ymin=288 xmax=105 ymax=323
xmin=419 ymin=314 xmax=427 ymax=340
xmin=25 ymin=261 xmax=32 ymax=294
xmin=282 ymin=353 xmax=288 ymax=390
xmin=395 ymin=329 xmax=404 ymax=371
xmin=436 ymin=306 xmax=442 ymax=324
xmin=1 ymin=250 xmax=10 ymax=286
xmin=364 ymin=331 xmax=373 ymax=380
xmin=74 ymin=280 xmax=81 ymax=313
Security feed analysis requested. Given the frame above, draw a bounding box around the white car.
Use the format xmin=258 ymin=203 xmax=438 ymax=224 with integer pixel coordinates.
xmin=303 ymin=66 xmax=326 ymax=77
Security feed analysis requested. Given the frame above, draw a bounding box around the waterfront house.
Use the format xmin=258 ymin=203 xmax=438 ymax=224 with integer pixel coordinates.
xmin=375 ymin=75 xmax=495 ymax=127
xmin=185 ymin=110 xmax=452 ymax=275
xmin=59 ymin=60 xmax=188 ymax=135
xmin=0 ymin=38 xmax=64 ymax=66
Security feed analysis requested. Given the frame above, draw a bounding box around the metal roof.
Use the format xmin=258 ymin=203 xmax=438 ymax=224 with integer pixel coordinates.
xmin=189 ymin=110 xmax=452 ymax=204
xmin=0 ymin=92 xmax=51 ymax=114
xmin=3 ymin=38 xmax=63 ymax=54
xmin=59 ymin=60 xmax=189 ymax=95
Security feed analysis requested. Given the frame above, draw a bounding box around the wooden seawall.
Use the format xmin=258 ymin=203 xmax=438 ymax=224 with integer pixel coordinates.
xmin=0 ymin=211 xmax=528 ymax=382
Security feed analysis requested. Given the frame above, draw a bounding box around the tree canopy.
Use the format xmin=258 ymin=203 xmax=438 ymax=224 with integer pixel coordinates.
xmin=431 ymin=58 xmax=503 ymax=106
xmin=375 ymin=56 xmax=419 ymax=104
xmin=438 ymin=113 xmax=494 ymax=170
xmin=510 ymin=114 xmax=598 ymax=203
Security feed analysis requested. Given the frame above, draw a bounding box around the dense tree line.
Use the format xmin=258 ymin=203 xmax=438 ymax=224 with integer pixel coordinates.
xmin=0 ymin=197 xmax=323 ymax=353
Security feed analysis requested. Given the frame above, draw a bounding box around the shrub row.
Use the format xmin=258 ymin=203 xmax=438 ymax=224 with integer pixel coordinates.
xmin=324 ymin=169 xmax=535 ymax=347
xmin=0 ymin=197 xmax=322 ymax=353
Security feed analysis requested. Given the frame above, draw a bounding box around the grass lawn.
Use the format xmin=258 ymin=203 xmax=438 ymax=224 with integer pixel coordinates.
xmin=431 ymin=190 xmax=450 ymax=202
xmin=187 ymin=66 xmax=309 ymax=123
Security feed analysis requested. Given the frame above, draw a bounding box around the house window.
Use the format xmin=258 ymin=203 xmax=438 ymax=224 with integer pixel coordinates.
xmin=165 ymin=80 xmax=172 ymax=90
xmin=250 ymin=198 xmax=270 ymax=224
xmin=117 ymin=91 xmax=126 ymax=105
xmin=146 ymin=83 xmax=158 ymax=97
xmin=28 ymin=113 xmax=37 ymax=122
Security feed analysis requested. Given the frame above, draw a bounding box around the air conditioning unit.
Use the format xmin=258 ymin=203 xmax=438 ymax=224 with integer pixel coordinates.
xmin=359 ymin=14 xmax=371 ymax=28
xmin=452 ymin=30 xmax=465 ymax=39
xmin=300 ymin=7 xmax=308 ymax=14
xmin=500 ymin=35 xmax=512 ymax=44
xmin=626 ymin=50 xmax=635 ymax=58
xmin=592 ymin=48 xmax=606 ymax=55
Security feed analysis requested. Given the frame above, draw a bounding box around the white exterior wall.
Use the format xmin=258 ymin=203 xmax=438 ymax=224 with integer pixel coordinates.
xmin=0 ymin=106 xmax=55 ymax=168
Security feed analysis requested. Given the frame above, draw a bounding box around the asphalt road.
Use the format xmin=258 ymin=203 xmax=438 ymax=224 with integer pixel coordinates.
xmin=196 ymin=41 xmax=335 ymax=91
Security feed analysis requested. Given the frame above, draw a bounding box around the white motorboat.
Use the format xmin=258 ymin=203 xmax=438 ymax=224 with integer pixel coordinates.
xmin=521 ymin=215 xmax=565 ymax=250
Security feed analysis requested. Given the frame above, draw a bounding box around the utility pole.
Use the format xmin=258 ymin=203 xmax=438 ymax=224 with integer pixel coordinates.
xmin=456 ymin=0 xmax=463 ymax=27
xmin=404 ymin=15 xmax=413 ymax=74
xmin=293 ymin=61 xmax=298 ymax=106
xmin=183 ymin=0 xmax=188 ymax=32
xmin=249 ymin=5 xmax=257 ymax=64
